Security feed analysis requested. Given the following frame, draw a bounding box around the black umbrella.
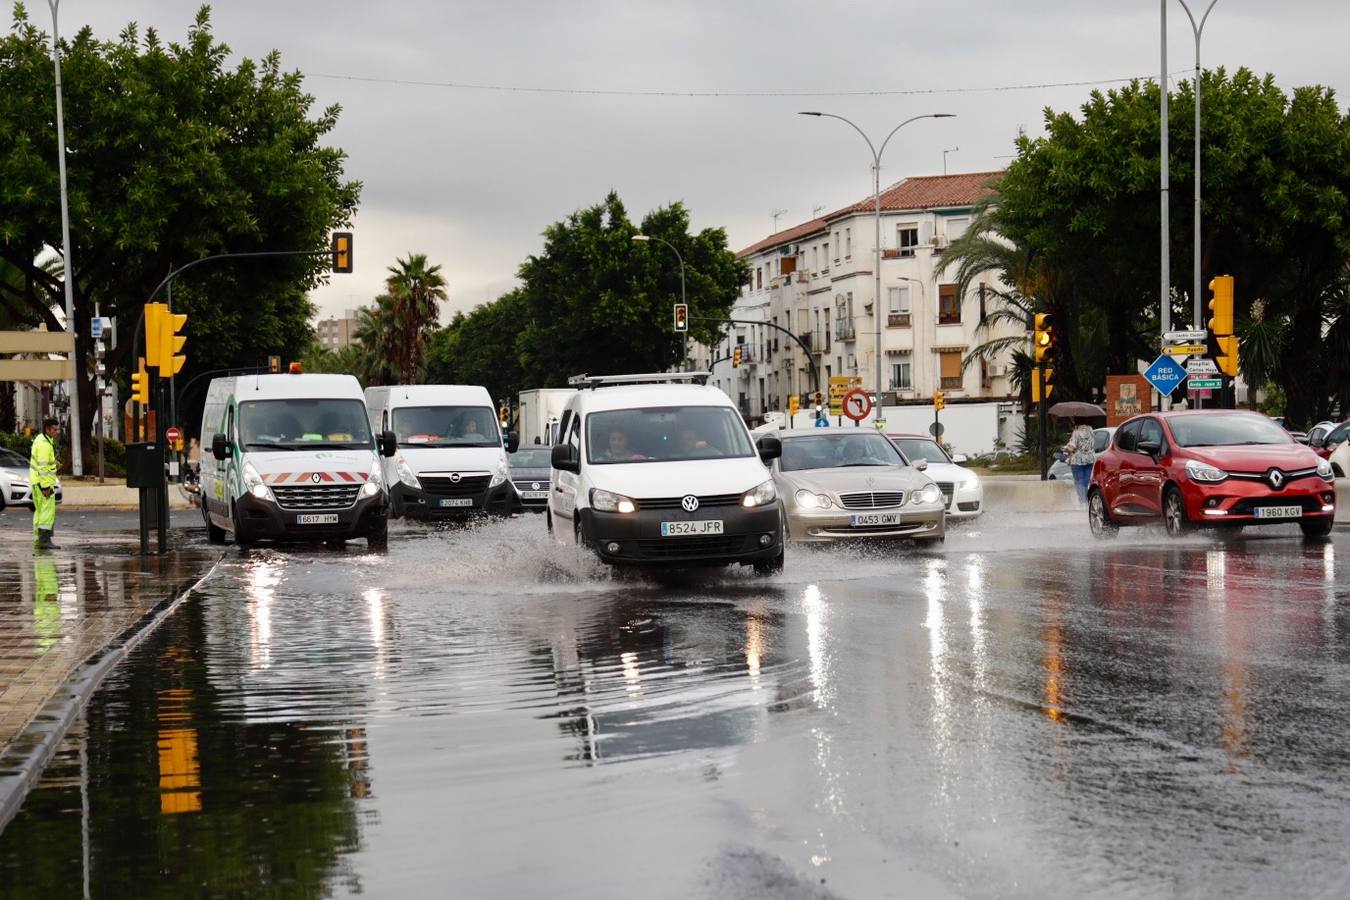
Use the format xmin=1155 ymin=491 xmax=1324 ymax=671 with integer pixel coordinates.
xmin=1047 ymin=401 xmax=1105 ymax=418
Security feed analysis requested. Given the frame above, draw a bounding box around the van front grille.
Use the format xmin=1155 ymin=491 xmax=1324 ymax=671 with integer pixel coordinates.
xmin=420 ymin=474 xmax=491 ymax=498
xmin=273 ymin=484 xmax=360 ymax=510
xmin=838 ymin=491 xmax=905 ymax=510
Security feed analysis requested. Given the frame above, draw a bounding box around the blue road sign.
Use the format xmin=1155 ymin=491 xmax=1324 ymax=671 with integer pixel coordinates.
xmin=1144 ymin=354 xmax=1187 ymax=395
xmin=90 ymin=317 xmax=103 ymax=339
xmin=814 ymin=416 xmax=829 ymax=428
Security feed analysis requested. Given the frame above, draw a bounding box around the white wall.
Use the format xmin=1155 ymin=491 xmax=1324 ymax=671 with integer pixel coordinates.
xmin=781 ymin=401 xmax=1010 ymax=454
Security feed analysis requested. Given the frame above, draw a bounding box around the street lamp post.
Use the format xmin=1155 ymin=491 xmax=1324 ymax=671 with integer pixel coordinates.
xmin=632 ymin=234 xmax=688 ymax=368
xmin=799 ymin=111 xmax=955 ymax=412
xmin=47 ymin=0 xmax=83 ymax=475
xmin=1179 ymin=0 xmax=1219 ymax=328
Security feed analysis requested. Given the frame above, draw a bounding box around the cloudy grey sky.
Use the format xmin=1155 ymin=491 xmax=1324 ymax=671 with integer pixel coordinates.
xmin=67 ymin=1 xmax=1350 ymax=321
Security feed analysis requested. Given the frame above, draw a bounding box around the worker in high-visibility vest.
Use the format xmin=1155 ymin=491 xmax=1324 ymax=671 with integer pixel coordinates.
xmin=30 ymin=416 xmax=60 ymax=550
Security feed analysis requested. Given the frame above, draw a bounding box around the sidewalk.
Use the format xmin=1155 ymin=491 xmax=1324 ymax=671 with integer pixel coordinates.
xmin=0 ymin=532 xmax=219 ymax=828
xmin=58 ymin=478 xmax=195 ymax=510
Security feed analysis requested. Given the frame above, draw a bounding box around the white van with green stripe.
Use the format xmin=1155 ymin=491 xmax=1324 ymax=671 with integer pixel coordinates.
xmin=199 ymin=373 xmax=396 ymax=548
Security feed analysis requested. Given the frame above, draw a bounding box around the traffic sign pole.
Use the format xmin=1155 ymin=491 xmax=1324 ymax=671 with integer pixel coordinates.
xmin=1038 ymin=365 xmax=1049 ymax=481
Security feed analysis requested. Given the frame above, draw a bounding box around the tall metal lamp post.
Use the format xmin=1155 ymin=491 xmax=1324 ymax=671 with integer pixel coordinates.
xmin=48 ymin=0 xmax=83 ymax=474
xmin=799 ymin=112 xmax=955 ymax=409
xmin=632 ymin=234 xmax=688 ymax=368
xmin=1179 ymin=0 xmax=1219 ymax=327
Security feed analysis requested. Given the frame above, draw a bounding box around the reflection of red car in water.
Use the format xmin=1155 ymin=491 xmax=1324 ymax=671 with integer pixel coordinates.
xmin=1088 ymin=410 xmax=1336 ymax=540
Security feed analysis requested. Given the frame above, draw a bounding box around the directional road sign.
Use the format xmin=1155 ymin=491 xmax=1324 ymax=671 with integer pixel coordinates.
xmin=842 ymin=389 xmax=873 ymax=422
xmin=1144 ymin=354 xmax=1188 ymax=395
xmin=1164 ymin=329 xmax=1208 ymax=343
xmin=1187 ymin=378 xmax=1223 ymax=390
xmin=1165 ymin=343 xmax=1207 ymax=357
xmin=90 ymin=317 xmax=104 ymax=340
xmin=1186 ymin=358 xmax=1219 ymax=376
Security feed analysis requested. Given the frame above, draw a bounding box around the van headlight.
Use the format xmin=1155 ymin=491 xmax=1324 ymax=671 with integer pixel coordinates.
xmin=1317 ymin=459 xmax=1334 ymax=481
xmin=395 ymin=454 xmax=421 ymax=489
xmin=591 ymin=488 xmax=636 ymax=514
xmin=361 ymin=462 xmax=383 ymax=498
xmin=1185 ymin=459 xmax=1227 ymax=483
xmin=489 ymin=461 xmax=509 ymax=488
xmin=794 ymin=489 xmax=832 ymax=510
xmin=909 ymin=484 xmax=943 ymax=506
xmin=742 ymin=479 xmax=777 ymax=508
xmin=243 ymin=461 xmax=273 ymax=502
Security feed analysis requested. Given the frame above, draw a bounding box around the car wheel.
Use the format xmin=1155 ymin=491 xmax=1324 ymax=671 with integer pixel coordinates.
xmin=232 ymin=503 xmax=254 ymax=548
xmin=366 ymin=516 xmax=389 ymax=551
xmin=1300 ymin=517 xmax=1334 ymax=540
xmin=1163 ymin=487 xmax=1191 ymax=537
xmin=753 ymin=548 xmax=784 ymax=575
xmin=205 ymin=507 xmax=227 ymax=545
xmin=1088 ymin=489 xmax=1117 ymax=539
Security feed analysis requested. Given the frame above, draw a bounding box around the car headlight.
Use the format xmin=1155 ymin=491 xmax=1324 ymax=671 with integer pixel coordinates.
xmin=243 ymin=462 xmax=274 ymax=502
xmin=591 ymin=488 xmax=636 ymax=514
xmin=1317 ymin=459 xmax=1334 ymax=481
xmin=742 ymin=479 xmax=777 ymax=508
xmin=794 ymin=489 xmax=832 ymax=510
xmin=1185 ymin=459 xmax=1227 ymax=483
xmin=395 ymin=454 xmax=421 ymax=489
xmin=489 ymin=461 xmax=509 ymax=488
xmin=360 ymin=462 xmax=383 ymax=497
xmin=909 ymin=484 xmax=943 ymax=505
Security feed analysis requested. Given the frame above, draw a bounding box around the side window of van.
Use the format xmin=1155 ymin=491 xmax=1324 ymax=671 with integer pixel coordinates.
xmin=382 ymin=410 xmax=389 ymax=432
xmin=226 ymin=404 xmax=235 ymax=442
xmin=557 ymin=410 xmax=572 ymax=447
xmin=566 ymin=416 xmax=581 ymax=462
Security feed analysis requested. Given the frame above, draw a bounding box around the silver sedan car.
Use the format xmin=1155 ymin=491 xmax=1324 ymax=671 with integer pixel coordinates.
xmin=772 ymin=429 xmax=945 ymax=543
xmin=0 ymin=447 xmax=63 ymax=511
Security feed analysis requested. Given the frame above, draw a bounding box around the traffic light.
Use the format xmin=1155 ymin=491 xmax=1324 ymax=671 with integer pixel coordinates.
xmin=933 ymin=390 xmax=945 ymax=412
xmin=1032 ymin=366 xmax=1057 ymax=403
xmin=1207 ymin=275 xmax=1234 ymax=337
xmin=788 ymin=395 xmax=800 ymax=417
xmin=1033 ymin=312 xmax=1056 ymax=365
xmin=732 ymin=346 xmax=742 ymax=367
xmin=332 ymin=232 xmax=353 ymax=273
xmin=499 ymin=405 xmax=510 ymax=427
xmin=673 ymin=303 xmax=688 ymax=332
xmin=1215 ymin=334 xmax=1240 ymax=377
xmin=143 ymin=302 xmax=163 ymax=370
xmin=131 ymin=359 xmax=150 ymax=405
xmin=269 ymin=355 xmax=281 ymax=374
xmin=157 ymin=307 xmax=187 ymax=376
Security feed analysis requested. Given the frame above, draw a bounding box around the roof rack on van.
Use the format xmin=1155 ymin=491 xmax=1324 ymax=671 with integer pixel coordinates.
xmin=567 ymin=372 xmax=711 ymax=389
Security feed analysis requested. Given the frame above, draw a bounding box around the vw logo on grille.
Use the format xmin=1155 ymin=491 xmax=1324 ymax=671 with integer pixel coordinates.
xmin=532 ymin=482 xmax=541 ymax=491
xmin=449 ymin=472 xmax=462 ymax=483
xmin=681 ymin=495 xmax=700 ymax=512
xmin=310 ymin=473 xmax=322 ymax=484
xmin=1267 ymin=468 xmax=1285 ymax=490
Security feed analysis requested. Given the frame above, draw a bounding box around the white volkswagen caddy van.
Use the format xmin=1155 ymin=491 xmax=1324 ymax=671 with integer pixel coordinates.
xmin=547 ymin=373 xmax=784 ymax=573
xmin=200 ymin=373 xmax=396 ymax=548
xmin=364 ymin=384 xmax=520 ymax=519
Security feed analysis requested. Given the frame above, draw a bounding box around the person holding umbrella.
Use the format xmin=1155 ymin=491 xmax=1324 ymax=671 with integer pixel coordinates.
xmin=1061 ymin=417 xmax=1097 ymax=504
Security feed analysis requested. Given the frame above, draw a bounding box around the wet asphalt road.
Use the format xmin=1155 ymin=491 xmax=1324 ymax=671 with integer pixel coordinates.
xmin=2 ymin=512 xmax=1349 ymax=898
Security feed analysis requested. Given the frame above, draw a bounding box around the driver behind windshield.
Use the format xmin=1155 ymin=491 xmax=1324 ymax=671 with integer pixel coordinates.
xmin=839 ymin=437 xmax=890 ymax=465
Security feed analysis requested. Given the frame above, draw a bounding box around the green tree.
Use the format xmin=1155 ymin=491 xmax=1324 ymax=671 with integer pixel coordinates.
xmin=383 ymin=253 xmax=446 ymax=382
xmin=0 ymin=5 xmax=360 ymax=463
xmin=423 ymin=289 xmax=528 ymax=402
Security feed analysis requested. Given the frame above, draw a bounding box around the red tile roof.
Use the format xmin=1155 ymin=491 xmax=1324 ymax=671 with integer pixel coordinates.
xmin=737 ymin=170 xmax=1003 ymax=257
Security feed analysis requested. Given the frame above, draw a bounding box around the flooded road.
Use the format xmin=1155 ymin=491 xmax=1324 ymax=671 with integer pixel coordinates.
xmin=2 ymin=514 xmax=1349 ymax=898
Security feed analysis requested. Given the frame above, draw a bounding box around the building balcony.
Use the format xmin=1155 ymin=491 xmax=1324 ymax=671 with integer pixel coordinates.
xmin=940 ymin=376 xmax=964 ymax=390
xmin=887 ymin=313 xmax=911 ymax=328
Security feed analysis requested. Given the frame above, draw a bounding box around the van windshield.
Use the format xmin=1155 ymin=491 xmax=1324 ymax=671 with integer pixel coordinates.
xmin=585 ymin=406 xmax=754 ymax=465
xmin=239 ymin=399 xmax=373 ymax=450
xmin=391 ymin=406 xmax=501 ymax=448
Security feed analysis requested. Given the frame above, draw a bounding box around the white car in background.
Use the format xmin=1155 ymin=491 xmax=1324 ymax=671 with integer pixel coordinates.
xmin=1047 ymin=427 xmax=1116 ymax=482
xmin=0 ymin=447 xmax=62 ymax=511
xmin=887 ymin=433 xmax=983 ymax=519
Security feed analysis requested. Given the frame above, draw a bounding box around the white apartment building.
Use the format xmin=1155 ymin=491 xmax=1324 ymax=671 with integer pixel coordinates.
xmin=710 ymin=171 xmax=1023 ymax=421
xmin=315 ymin=308 xmax=367 ymax=351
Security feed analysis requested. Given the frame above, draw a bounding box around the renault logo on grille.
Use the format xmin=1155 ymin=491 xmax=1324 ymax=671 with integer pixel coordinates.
xmin=310 ymin=473 xmax=321 ymax=484
xmin=681 ymin=495 xmax=700 ymax=512
xmin=449 ymin=472 xmax=462 ymax=483
xmin=1267 ymin=468 xmax=1285 ymax=490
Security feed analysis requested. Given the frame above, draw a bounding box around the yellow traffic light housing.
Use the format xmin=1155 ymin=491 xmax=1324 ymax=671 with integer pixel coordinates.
xmin=332 ymin=232 xmax=353 ymax=273
xmin=131 ymin=359 xmax=150 ymax=405
xmin=933 ymin=390 xmax=945 ymax=412
xmin=1207 ymin=275 xmax=1234 ymax=336
xmin=158 ymin=308 xmax=187 ymax=376
xmin=1031 ymin=366 xmax=1057 ymax=403
xmin=732 ymin=346 xmax=742 ymax=367
xmin=673 ymin=303 xmax=688 ymax=332
xmin=1216 ymin=335 xmax=1239 ymax=377
xmin=1033 ymin=312 xmax=1056 ymax=365
xmin=788 ymin=395 xmax=800 ymax=417
xmin=143 ymin=302 xmax=163 ymax=370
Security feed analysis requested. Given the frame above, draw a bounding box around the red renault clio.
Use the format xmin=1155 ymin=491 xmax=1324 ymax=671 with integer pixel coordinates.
xmin=1088 ymin=410 xmax=1336 ymax=539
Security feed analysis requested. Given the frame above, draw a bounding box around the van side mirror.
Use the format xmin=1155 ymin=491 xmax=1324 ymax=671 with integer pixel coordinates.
xmin=211 ymin=433 xmax=229 ymax=461
xmin=551 ymin=443 xmax=579 ymax=473
xmin=506 ymin=432 xmax=520 ymax=454
xmin=756 ymin=435 xmax=782 ymax=462
xmin=380 ymin=431 xmax=398 ymax=458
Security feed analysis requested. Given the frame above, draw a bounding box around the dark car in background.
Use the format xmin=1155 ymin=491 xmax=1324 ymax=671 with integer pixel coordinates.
xmin=1088 ymin=410 xmax=1335 ymax=540
xmin=508 ymin=444 xmax=552 ymax=512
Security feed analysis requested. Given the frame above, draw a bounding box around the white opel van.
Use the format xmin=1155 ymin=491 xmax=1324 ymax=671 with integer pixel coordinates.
xmin=547 ymin=373 xmax=784 ymax=573
xmin=199 ymin=373 xmax=395 ymax=548
xmin=364 ymin=384 xmax=520 ymax=519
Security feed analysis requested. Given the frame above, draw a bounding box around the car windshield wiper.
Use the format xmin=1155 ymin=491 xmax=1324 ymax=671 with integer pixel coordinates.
xmin=244 ymin=441 xmax=297 ymax=450
xmin=297 ymin=442 xmax=368 ymax=449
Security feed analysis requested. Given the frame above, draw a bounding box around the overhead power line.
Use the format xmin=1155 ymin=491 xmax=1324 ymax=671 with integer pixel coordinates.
xmin=306 ymin=70 xmax=1194 ymax=99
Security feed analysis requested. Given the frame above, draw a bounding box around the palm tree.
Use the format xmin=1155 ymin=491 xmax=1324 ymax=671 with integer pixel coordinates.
xmin=384 ymin=254 xmax=447 ymax=382
xmin=353 ymin=295 xmax=399 ymax=385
